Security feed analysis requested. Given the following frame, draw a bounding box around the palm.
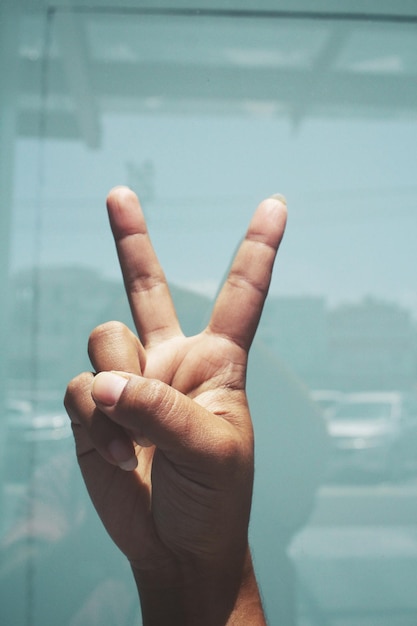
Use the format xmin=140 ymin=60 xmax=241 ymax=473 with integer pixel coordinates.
xmin=146 ymin=331 xmax=245 ymax=391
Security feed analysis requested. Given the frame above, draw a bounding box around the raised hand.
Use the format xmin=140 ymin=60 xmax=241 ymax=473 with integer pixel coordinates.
xmin=64 ymin=187 xmax=287 ymax=625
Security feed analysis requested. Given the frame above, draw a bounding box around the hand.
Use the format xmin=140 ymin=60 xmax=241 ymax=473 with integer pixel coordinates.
xmin=64 ymin=187 xmax=287 ymax=625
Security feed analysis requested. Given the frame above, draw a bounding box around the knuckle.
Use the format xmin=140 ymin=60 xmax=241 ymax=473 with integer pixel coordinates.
xmin=88 ymin=320 xmax=132 ymax=359
xmin=64 ymin=373 xmax=86 ymax=402
xmin=89 ymin=320 xmax=128 ymax=346
xmin=216 ymin=433 xmax=242 ymax=466
xmin=212 ymin=427 xmax=252 ymax=480
xmin=64 ymin=372 xmax=94 ymax=420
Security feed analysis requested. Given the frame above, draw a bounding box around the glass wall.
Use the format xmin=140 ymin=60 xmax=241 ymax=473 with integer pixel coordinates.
xmin=1 ymin=2 xmax=417 ymax=624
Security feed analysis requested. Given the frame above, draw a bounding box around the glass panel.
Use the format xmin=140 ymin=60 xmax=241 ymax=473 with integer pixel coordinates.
xmin=1 ymin=4 xmax=417 ymax=625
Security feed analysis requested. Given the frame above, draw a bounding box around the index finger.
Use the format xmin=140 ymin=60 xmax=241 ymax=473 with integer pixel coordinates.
xmin=106 ymin=186 xmax=182 ymax=347
xmin=207 ymin=195 xmax=287 ymax=352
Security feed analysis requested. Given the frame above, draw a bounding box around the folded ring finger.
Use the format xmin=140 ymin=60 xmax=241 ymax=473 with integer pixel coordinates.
xmin=65 ymin=372 xmax=138 ymax=471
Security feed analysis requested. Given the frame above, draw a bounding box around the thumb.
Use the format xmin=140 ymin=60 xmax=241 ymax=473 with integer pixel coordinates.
xmin=91 ymin=371 xmax=235 ymax=463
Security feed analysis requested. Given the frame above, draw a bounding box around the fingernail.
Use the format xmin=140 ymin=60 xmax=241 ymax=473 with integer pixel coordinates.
xmin=108 ymin=439 xmax=137 ymax=471
xmin=134 ymin=434 xmax=153 ymax=448
xmin=269 ymin=193 xmax=287 ymax=206
xmin=92 ymin=371 xmax=129 ymax=407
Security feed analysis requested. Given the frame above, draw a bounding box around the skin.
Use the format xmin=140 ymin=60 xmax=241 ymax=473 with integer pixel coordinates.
xmin=64 ymin=186 xmax=287 ymax=625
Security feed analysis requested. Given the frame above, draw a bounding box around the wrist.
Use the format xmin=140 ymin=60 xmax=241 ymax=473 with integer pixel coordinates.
xmin=227 ymin=549 xmax=266 ymax=625
xmin=131 ymin=545 xmax=265 ymax=626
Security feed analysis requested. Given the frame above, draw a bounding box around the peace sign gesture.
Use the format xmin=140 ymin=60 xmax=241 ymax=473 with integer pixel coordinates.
xmin=65 ymin=187 xmax=287 ymax=625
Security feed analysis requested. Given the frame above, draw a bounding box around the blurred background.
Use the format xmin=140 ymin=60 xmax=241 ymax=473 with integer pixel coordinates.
xmin=1 ymin=1 xmax=417 ymax=624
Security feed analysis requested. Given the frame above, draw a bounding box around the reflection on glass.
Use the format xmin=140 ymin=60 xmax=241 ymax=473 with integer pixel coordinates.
xmin=332 ymin=398 xmax=398 ymax=421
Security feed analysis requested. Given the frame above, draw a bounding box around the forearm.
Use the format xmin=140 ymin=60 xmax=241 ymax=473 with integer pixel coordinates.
xmin=132 ymin=547 xmax=266 ymax=626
